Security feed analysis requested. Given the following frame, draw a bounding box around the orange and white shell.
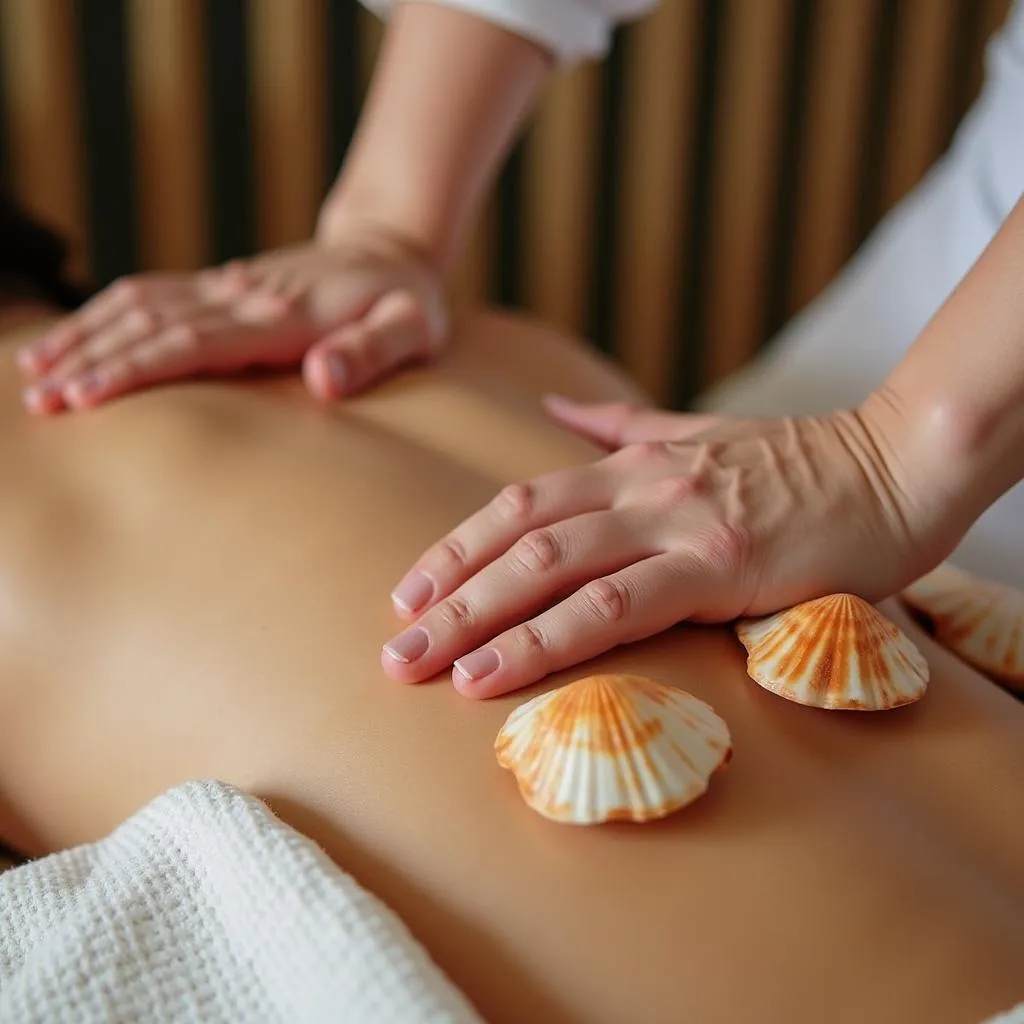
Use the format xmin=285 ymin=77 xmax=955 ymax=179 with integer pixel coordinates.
xmin=494 ymin=674 xmax=732 ymax=825
xmin=736 ymin=594 xmax=928 ymax=710
xmin=901 ymin=563 xmax=1024 ymax=692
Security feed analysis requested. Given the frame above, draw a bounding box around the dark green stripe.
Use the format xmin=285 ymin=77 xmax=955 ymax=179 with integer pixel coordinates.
xmin=492 ymin=136 xmax=527 ymax=306
xmin=854 ymin=0 xmax=900 ymax=247
xmin=761 ymin=0 xmax=817 ymax=344
xmin=325 ymin=0 xmax=361 ymax=196
xmin=202 ymin=0 xmax=255 ymax=263
xmin=587 ymin=26 xmax=629 ymax=356
xmin=73 ymin=0 xmax=138 ymax=286
xmin=674 ymin=0 xmax=722 ymax=409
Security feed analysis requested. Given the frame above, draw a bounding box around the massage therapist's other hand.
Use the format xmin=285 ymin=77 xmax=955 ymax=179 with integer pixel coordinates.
xmin=16 ymin=226 xmax=446 ymax=414
xmin=382 ymin=394 xmax=959 ymax=698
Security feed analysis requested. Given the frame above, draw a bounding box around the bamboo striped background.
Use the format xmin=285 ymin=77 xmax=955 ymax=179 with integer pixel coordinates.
xmin=0 ymin=0 xmax=1011 ymax=406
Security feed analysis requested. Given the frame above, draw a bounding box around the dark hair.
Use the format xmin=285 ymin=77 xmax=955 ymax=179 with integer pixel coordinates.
xmin=0 ymin=192 xmax=89 ymax=310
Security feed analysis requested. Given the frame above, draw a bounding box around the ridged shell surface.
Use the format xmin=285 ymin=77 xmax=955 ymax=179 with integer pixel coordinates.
xmin=902 ymin=563 xmax=1024 ymax=692
xmin=736 ymin=594 xmax=928 ymax=710
xmin=494 ymin=674 xmax=732 ymax=825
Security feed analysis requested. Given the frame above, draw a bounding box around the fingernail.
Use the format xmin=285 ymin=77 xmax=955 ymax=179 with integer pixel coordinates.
xmin=327 ymin=352 xmax=349 ymax=392
xmin=391 ymin=571 xmax=434 ymax=614
xmin=23 ymin=378 xmax=57 ymax=402
xmin=453 ymin=648 xmax=500 ymax=682
xmin=383 ymin=627 xmax=429 ymax=664
xmin=542 ymin=393 xmax=576 ymax=410
xmin=21 ymin=383 xmax=48 ymax=410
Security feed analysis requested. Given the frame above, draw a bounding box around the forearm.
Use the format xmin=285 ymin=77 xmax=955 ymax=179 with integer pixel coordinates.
xmin=866 ymin=194 xmax=1024 ymax=543
xmin=318 ymin=2 xmax=552 ymax=273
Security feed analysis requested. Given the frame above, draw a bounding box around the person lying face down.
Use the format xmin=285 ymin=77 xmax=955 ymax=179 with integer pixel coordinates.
xmin=0 ymin=200 xmax=1022 ymax=1024
xmin=13 ymin=0 xmax=1024 ymax=694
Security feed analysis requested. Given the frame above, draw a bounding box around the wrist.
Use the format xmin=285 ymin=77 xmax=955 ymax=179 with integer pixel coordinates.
xmin=854 ymin=384 xmax=1008 ymax=572
xmin=315 ymin=180 xmax=448 ymax=275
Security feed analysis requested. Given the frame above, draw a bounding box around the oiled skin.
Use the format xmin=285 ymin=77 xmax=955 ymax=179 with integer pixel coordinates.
xmin=0 ymin=309 xmax=1021 ymax=1024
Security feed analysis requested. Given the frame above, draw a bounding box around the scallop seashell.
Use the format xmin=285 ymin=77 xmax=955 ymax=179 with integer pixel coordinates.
xmin=494 ymin=674 xmax=731 ymax=825
xmin=736 ymin=594 xmax=928 ymax=710
xmin=901 ymin=563 xmax=1024 ymax=692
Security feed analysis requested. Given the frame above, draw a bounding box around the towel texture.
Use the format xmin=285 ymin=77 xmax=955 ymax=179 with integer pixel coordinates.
xmin=0 ymin=780 xmax=481 ymax=1023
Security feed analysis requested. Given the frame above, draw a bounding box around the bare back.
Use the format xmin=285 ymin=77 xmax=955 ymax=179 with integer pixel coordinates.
xmin=0 ymin=311 xmax=1021 ymax=1024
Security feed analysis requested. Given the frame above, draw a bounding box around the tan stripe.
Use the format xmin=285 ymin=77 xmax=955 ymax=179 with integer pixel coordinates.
xmin=451 ymin=194 xmax=496 ymax=317
xmin=522 ymin=64 xmax=600 ymax=339
xmin=702 ymin=0 xmax=792 ymax=387
xmin=127 ymin=0 xmax=207 ymax=271
xmin=249 ymin=0 xmax=326 ymax=250
xmin=788 ymin=0 xmax=880 ymax=316
xmin=613 ymin=1 xmax=701 ymax=403
xmin=881 ymin=0 xmax=959 ymax=212
xmin=0 ymin=0 xmax=89 ymax=280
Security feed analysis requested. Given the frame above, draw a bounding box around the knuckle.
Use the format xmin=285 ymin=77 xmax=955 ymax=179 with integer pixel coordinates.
xmin=653 ymin=474 xmax=700 ymax=504
xmin=436 ymin=595 xmax=475 ymax=631
xmin=113 ymin=277 xmax=143 ymax=303
xmin=579 ymin=578 xmax=631 ymax=623
xmin=621 ymin=440 xmax=670 ymax=465
xmin=103 ymin=358 xmax=132 ymax=385
xmin=696 ymin=523 xmax=753 ymax=572
xmin=493 ymin=482 xmax=536 ymax=524
xmin=167 ymin=323 xmax=200 ymax=354
xmin=512 ymin=528 xmax=564 ymax=574
xmin=356 ymin=331 xmax=393 ymax=377
xmin=512 ymin=621 xmax=549 ymax=659
xmin=432 ymin=538 xmax=467 ymax=575
xmin=600 ymin=402 xmax=635 ymax=428
xmin=395 ymin=293 xmax=438 ymax=351
xmin=52 ymin=359 xmax=82 ymax=384
xmin=125 ymin=307 xmax=157 ymax=333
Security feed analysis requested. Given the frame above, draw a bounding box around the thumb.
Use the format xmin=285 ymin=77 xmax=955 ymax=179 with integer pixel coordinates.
xmin=542 ymin=394 xmax=721 ymax=449
xmin=303 ymin=289 xmax=440 ymax=401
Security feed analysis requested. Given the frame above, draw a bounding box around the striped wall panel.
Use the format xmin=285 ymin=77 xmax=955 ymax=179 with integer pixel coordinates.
xmin=0 ymin=0 xmax=1010 ymax=407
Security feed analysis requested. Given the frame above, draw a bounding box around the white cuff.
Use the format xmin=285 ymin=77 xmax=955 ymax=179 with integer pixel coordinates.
xmin=360 ymin=0 xmax=657 ymax=64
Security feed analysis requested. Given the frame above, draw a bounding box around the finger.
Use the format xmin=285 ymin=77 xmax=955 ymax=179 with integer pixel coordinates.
xmin=46 ymin=303 xmax=197 ymax=386
xmin=49 ymin=302 xmax=202 ymax=408
xmin=302 ymin=290 xmax=435 ymax=401
xmin=35 ymin=316 xmax=163 ymax=409
xmin=59 ymin=318 xmax=232 ymax=409
xmin=542 ymin=394 xmax=722 ymax=448
xmin=448 ymin=550 xmax=718 ymax=699
xmin=381 ymin=508 xmax=658 ymax=684
xmin=21 ymin=378 xmax=67 ymax=416
xmin=388 ymin=463 xmax=617 ymax=620
xmin=18 ymin=275 xmax=189 ymax=376
xmin=62 ymin=303 xmax=323 ymax=410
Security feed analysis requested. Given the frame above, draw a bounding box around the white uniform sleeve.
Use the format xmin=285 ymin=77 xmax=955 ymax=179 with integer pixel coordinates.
xmin=359 ymin=0 xmax=659 ymax=63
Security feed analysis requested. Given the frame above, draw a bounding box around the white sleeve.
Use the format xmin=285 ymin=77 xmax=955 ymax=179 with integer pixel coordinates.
xmin=359 ymin=0 xmax=659 ymax=63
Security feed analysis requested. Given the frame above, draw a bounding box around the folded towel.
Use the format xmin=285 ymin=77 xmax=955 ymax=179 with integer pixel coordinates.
xmin=0 ymin=780 xmax=482 ymax=1023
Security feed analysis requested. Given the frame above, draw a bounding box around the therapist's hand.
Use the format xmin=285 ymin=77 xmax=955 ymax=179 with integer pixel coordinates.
xmin=17 ymin=226 xmax=446 ymax=414
xmin=381 ymin=394 xmax=953 ymax=698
